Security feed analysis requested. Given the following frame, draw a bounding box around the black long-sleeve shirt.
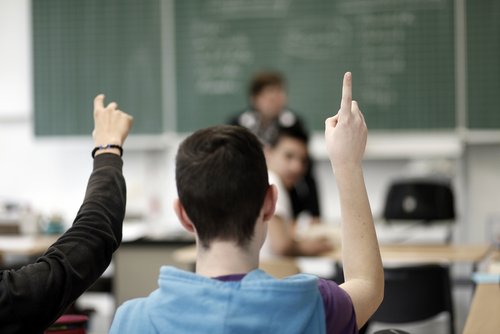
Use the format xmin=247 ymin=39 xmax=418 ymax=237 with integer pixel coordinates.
xmin=0 ymin=154 xmax=126 ymax=333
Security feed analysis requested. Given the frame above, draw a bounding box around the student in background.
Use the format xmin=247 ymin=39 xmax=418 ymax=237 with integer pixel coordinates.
xmin=0 ymin=95 xmax=133 ymax=333
xmin=229 ymin=70 xmax=321 ymax=222
xmin=110 ymin=72 xmax=384 ymax=334
xmin=263 ymin=124 xmax=332 ymax=257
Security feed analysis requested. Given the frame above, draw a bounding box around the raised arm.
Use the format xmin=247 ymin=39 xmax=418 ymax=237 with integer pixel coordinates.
xmin=325 ymin=73 xmax=383 ymax=328
xmin=92 ymin=94 xmax=133 ymax=157
xmin=0 ymin=95 xmax=133 ymax=333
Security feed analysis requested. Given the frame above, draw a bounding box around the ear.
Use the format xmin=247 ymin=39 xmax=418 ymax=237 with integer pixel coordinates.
xmin=262 ymin=185 xmax=278 ymax=222
xmin=173 ymin=198 xmax=196 ymax=233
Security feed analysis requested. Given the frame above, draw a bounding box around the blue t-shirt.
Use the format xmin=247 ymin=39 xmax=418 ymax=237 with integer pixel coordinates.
xmin=215 ymin=274 xmax=358 ymax=334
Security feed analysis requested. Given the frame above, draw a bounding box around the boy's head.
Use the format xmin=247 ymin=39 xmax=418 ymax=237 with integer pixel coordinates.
xmin=175 ymin=125 xmax=272 ymax=249
xmin=266 ymin=124 xmax=309 ymax=190
xmin=249 ymin=71 xmax=287 ymax=119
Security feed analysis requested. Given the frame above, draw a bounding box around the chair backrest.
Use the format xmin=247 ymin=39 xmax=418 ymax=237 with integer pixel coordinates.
xmin=373 ymin=330 xmax=410 ymax=334
xmin=371 ymin=264 xmax=455 ymax=334
xmin=383 ymin=178 xmax=455 ymax=222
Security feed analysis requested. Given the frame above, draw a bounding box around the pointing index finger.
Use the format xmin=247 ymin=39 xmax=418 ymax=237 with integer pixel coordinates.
xmin=340 ymin=72 xmax=352 ymax=116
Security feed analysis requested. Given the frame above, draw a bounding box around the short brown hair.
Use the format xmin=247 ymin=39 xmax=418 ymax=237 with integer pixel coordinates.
xmin=248 ymin=71 xmax=285 ymax=98
xmin=269 ymin=123 xmax=309 ymax=148
xmin=176 ymin=125 xmax=269 ymax=248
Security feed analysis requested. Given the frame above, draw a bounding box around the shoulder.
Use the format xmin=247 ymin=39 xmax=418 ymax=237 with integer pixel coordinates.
xmin=317 ymin=278 xmax=358 ymax=334
xmin=227 ymin=109 xmax=257 ymax=127
xmin=113 ymin=298 xmax=146 ymax=318
xmin=279 ymin=109 xmax=306 ymax=128
xmin=109 ymin=298 xmax=149 ymax=333
xmin=317 ymin=278 xmax=353 ymax=308
xmin=279 ymin=109 xmax=298 ymax=127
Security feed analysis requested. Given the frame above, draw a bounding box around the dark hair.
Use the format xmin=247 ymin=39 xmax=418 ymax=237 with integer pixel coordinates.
xmin=248 ymin=71 xmax=285 ymax=98
xmin=268 ymin=123 xmax=309 ymax=148
xmin=175 ymin=125 xmax=269 ymax=248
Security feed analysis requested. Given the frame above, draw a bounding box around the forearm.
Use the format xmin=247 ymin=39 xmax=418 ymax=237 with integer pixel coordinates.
xmin=0 ymin=154 xmax=126 ymax=333
xmin=335 ymin=165 xmax=382 ymax=281
xmin=335 ymin=165 xmax=383 ymax=326
xmin=46 ymin=154 xmax=126 ymax=303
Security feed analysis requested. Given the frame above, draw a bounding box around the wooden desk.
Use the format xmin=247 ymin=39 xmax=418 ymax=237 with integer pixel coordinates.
xmin=463 ymin=284 xmax=500 ymax=333
xmin=0 ymin=235 xmax=58 ymax=263
xmin=463 ymin=250 xmax=500 ymax=334
xmin=299 ymin=224 xmax=491 ymax=264
xmin=326 ymin=244 xmax=491 ymax=264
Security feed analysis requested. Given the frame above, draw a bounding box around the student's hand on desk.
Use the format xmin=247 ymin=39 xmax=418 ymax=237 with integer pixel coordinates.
xmin=325 ymin=72 xmax=367 ymax=171
xmin=298 ymin=237 xmax=334 ymax=256
xmin=92 ymin=94 xmax=134 ymax=156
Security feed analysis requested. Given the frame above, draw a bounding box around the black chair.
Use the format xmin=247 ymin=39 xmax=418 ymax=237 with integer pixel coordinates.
xmin=383 ymin=178 xmax=455 ymax=223
xmin=369 ymin=264 xmax=455 ymax=334
xmin=373 ymin=330 xmax=410 ymax=334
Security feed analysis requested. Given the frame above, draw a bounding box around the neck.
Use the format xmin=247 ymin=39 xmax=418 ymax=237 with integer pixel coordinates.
xmin=259 ymin=114 xmax=276 ymax=128
xmin=196 ymin=240 xmax=260 ymax=278
xmin=252 ymin=108 xmax=274 ymax=127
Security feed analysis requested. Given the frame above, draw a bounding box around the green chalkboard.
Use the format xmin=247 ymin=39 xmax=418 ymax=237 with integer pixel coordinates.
xmin=174 ymin=0 xmax=456 ymax=132
xmin=467 ymin=0 xmax=500 ymax=129
xmin=33 ymin=0 xmax=163 ymax=136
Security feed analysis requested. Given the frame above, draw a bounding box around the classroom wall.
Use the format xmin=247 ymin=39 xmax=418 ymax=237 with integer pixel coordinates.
xmin=0 ymin=1 xmax=171 ymax=227
xmin=464 ymin=145 xmax=500 ymax=243
xmin=1 ymin=1 xmax=499 ymax=243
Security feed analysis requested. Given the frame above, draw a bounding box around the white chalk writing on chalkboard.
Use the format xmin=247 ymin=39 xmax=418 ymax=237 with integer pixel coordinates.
xmin=204 ymin=0 xmax=292 ymax=18
xmin=190 ymin=21 xmax=253 ymax=95
xmin=337 ymin=0 xmax=447 ymax=14
xmin=282 ymin=18 xmax=352 ymax=61
xmin=175 ymin=0 xmax=456 ymax=131
xmin=354 ymin=11 xmax=416 ymax=108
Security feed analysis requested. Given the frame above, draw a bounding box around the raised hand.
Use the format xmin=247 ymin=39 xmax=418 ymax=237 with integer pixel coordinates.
xmin=325 ymin=73 xmax=383 ymax=328
xmin=324 ymin=72 xmax=367 ymax=171
xmin=92 ymin=94 xmax=133 ymax=150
